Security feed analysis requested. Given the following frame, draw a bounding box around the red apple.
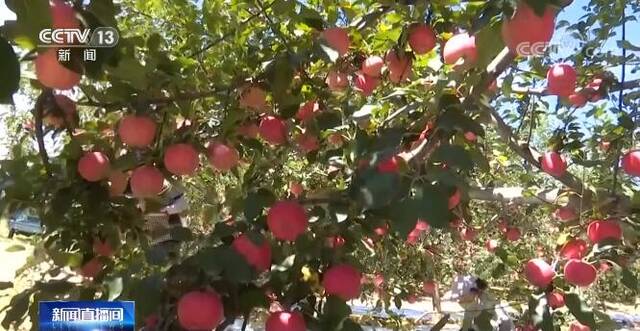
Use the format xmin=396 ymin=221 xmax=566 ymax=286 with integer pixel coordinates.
xmin=93 ymin=239 xmax=114 ymax=257
xmin=422 ymin=280 xmax=436 ymax=296
xmin=232 ymin=234 xmax=272 ymax=272
xmin=327 ymin=132 xmax=343 ymax=147
xmin=361 ymin=55 xmax=384 ymax=77
xmin=564 ymin=259 xmax=597 ymax=287
xmin=164 ymin=143 xmax=199 ymax=176
xmin=486 ymin=239 xmax=499 ymax=253
xmin=79 ymin=257 xmax=103 ymax=278
xmin=586 ymin=220 xmax=622 ymax=243
xmin=540 ymin=151 xmax=567 ymax=177
xmin=326 ymin=70 xmax=349 ymax=91
xmin=130 ymin=165 xmax=164 ymax=198
xmin=296 ymin=100 xmax=320 ymax=123
xmin=265 ymin=311 xmax=306 ymax=331
xmin=118 ymin=115 xmax=157 ymax=148
xmin=501 ymin=2 xmax=556 ymax=56
xmin=547 ymin=291 xmax=565 ymax=309
xmin=547 ymin=63 xmax=577 ymax=97
xmin=443 ymin=33 xmax=477 ymax=65
xmin=289 ymin=181 xmax=303 ymax=198
xmin=259 ymin=116 xmax=287 ymax=145
xmin=295 ymin=132 xmax=319 ymax=153
xmin=569 ymin=321 xmax=591 ymax=331
xmin=323 ymin=264 xmax=362 ymax=300
xmin=568 ymin=92 xmax=587 ymax=108
xmin=177 ymin=291 xmax=224 ymax=330
xmin=354 ymin=72 xmax=379 ymax=96
xmin=78 ymin=151 xmax=110 ymax=182
xmin=373 ymin=224 xmax=389 ymax=237
xmin=621 ymin=150 xmax=640 ymax=176
xmin=239 ymin=86 xmax=267 ymax=111
xmin=377 ymin=156 xmax=401 ymax=173
xmin=45 ymin=95 xmax=77 ymax=128
xmin=553 ymin=206 xmax=577 ymax=222
xmin=267 ymin=201 xmax=309 ymax=241
xmin=559 ymin=239 xmax=588 ymax=259
xmin=385 ymin=50 xmax=412 ymax=83
xmin=207 ymin=142 xmax=239 ymax=171
xmin=321 ymin=27 xmax=350 ymax=56
xmin=505 ymin=227 xmax=521 ymax=242
xmin=524 ymin=258 xmax=555 ymax=288
xmin=408 ymin=23 xmax=437 ymax=55
xmin=108 ymin=170 xmax=128 ymax=197
xmin=464 ymin=131 xmax=477 ymax=142
xmin=326 ymin=235 xmax=346 ymax=248
xmin=498 ymin=219 xmax=509 ymax=233
xmin=237 ymin=122 xmax=259 ymax=139
xmin=51 ymin=0 xmax=80 ymax=29
xmin=460 ymin=227 xmax=477 ymax=241
xmin=35 ymin=49 xmax=81 ymax=90
xmin=448 ymin=189 xmax=461 ymax=209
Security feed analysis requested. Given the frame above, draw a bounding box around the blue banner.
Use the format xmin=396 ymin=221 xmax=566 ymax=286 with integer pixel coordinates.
xmin=39 ymin=301 xmax=135 ymax=331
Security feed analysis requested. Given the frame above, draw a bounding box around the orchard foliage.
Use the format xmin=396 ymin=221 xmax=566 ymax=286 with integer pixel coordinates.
xmin=0 ymin=0 xmax=639 ymax=330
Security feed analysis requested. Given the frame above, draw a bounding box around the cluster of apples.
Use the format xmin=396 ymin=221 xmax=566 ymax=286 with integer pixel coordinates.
xmin=524 ymin=219 xmax=622 ymax=290
xmin=540 ymin=147 xmax=640 ymax=180
xmin=77 ymin=114 xmax=240 ymax=199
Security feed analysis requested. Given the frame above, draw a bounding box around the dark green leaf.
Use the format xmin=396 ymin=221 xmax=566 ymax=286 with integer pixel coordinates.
xmin=432 ymin=145 xmax=475 ymax=170
xmin=621 ymin=268 xmax=638 ymax=292
xmin=528 ymin=293 xmax=553 ymax=331
xmin=0 ymin=36 xmax=20 ymax=104
xmin=565 ymin=293 xmax=596 ymax=328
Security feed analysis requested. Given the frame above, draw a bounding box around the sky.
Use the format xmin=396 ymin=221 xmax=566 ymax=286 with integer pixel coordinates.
xmin=0 ymin=0 xmax=638 ymax=159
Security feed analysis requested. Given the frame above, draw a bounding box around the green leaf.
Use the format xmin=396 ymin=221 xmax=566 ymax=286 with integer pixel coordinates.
xmin=617 ymin=40 xmax=640 ymax=51
xmin=7 ymin=0 xmax=51 ymax=49
xmin=0 ymin=282 xmax=14 ymax=290
xmin=475 ymin=21 xmax=505 ymax=68
xmin=529 ymin=293 xmax=553 ymax=331
xmin=5 ymin=244 xmax=25 ymax=252
xmin=266 ymin=56 xmax=295 ymax=101
xmin=432 ymin=145 xmax=475 ymax=171
xmin=1 ymin=290 xmax=31 ymax=329
xmin=244 ymin=188 xmax=276 ymax=221
xmin=238 ymin=287 xmax=269 ymax=312
xmin=340 ymin=319 xmax=363 ymax=331
xmin=353 ymin=171 xmax=400 ymax=210
xmin=621 ymin=268 xmax=638 ymax=292
xmin=321 ymin=295 xmax=352 ymax=330
xmin=169 ymin=227 xmax=194 ymax=241
xmin=565 ymin=293 xmax=596 ymax=328
xmin=106 ymin=277 xmax=123 ymax=300
xmin=438 ymin=109 xmax=484 ymax=136
xmin=473 ymin=310 xmax=494 ymax=331
xmin=0 ymin=36 xmax=20 ymax=104
xmin=107 ymin=57 xmax=148 ymax=90
xmin=190 ymin=247 xmax=253 ymax=283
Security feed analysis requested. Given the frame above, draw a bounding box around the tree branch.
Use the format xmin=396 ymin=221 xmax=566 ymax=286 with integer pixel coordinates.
xmin=34 ymin=91 xmax=53 ymax=177
xmin=506 ymin=78 xmax=640 ymax=96
xmin=76 ymin=88 xmax=226 ymax=108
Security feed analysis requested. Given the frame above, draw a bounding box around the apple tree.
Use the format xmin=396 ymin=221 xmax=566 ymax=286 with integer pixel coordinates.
xmin=0 ymin=0 xmax=638 ymax=330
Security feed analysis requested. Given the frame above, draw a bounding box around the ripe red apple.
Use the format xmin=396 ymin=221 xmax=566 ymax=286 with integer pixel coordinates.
xmin=354 ymin=72 xmax=379 ymax=96
xmin=559 ymin=239 xmax=588 ymax=259
xmin=93 ymin=239 xmax=114 ymax=257
xmin=373 ymin=224 xmax=389 ymax=237
xmin=460 ymin=227 xmax=477 ymax=241
xmin=448 ymin=189 xmax=461 ymax=209
xmin=239 ymin=86 xmax=267 ymax=111
xmin=232 ymin=234 xmax=272 ymax=272
xmin=108 ymin=170 xmax=128 ymax=197
xmin=295 ymin=132 xmax=319 ymax=153
xmin=322 ymin=264 xmax=362 ymax=300
xmin=237 ymin=122 xmax=259 ymax=139
xmin=259 ymin=116 xmax=287 ymax=145
xmin=326 ymin=235 xmax=346 ymax=248
xmin=296 ymin=100 xmax=320 ymax=123
xmin=621 ymin=150 xmax=640 ymax=176
xmin=547 ymin=291 xmax=565 ymax=309
xmin=164 ymin=143 xmax=199 ymax=176
xmin=568 ymin=92 xmax=587 ymax=108
xmin=325 ymin=70 xmax=349 ymax=91
xmin=362 ymin=55 xmax=384 ymax=77
xmin=422 ymin=281 xmax=436 ymax=296
xmin=524 ymin=258 xmax=555 ymax=288
xmin=78 ymin=151 xmax=110 ymax=182
xmin=144 ymin=314 xmax=159 ymax=329
xmin=35 ymin=49 xmax=81 ymax=90
xmin=443 ymin=33 xmax=477 ymax=65
xmin=540 ymin=151 xmax=567 ymax=177
xmin=265 ymin=311 xmax=306 ymax=331
xmin=497 ymin=219 xmax=509 ymax=233
xmin=118 ymin=115 xmax=157 ymax=148
xmin=408 ymin=23 xmax=437 ymax=55
xmin=569 ymin=321 xmax=591 ymax=331
xmin=130 ymin=165 xmax=164 ymax=198
xmin=79 ymin=257 xmax=103 ymax=278
xmin=321 ymin=27 xmax=350 ymax=56
xmin=464 ymin=131 xmax=477 ymax=142
xmin=505 ymin=227 xmax=521 ymax=242
xmin=377 ymin=156 xmax=401 ymax=173
xmin=289 ymin=181 xmax=303 ymax=198
xmin=267 ymin=201 xmax=309 ymax=241
xmin=486 ymin=239 xmax=499 ymax=253
xmin=501 ymin=2 xmax=556 ymax=56
xmin=207 ymin=142 xmax=239 ymax=171
xmin=564 ymin=259 xmax=597 ymax=287
xmin=586 ymin=220 xmax=622 ymax=243
xmin=50 ymin=0 xmax=80 ymax=29
xmin=327 ymin=132 xmax=343 ymax=147
xmin=385 ymin=50 xmax=412 ymax=83
xmin=586 ymin=78 xmax=603 ymax=101
xmin=553 ymin=206 xmax=577 ymax=222
xmin=45 ymin=95 xmax=77 ymax=128
xmin=177 ymin=291 xmax=224 ymax=330
xmin=599 ymin=140 xmax=611 ymax=152
xmin=547 ymin=63 xmax=577 ymax=97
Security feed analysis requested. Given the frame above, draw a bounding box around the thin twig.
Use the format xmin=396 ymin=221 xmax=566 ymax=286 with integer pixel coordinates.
xmin=612 ymin=6 xmax=627 ymax=195
xmin=34 ymin=91 xmax=53 ymax=177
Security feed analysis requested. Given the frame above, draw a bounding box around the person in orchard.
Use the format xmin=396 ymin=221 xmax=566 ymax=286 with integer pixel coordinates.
xmin=446 ymin=274 xmax=514 ymax=331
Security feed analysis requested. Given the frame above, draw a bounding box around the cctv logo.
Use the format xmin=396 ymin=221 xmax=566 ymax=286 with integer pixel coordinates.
xmin=38 ymin=27 xmax=119 ymax=48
